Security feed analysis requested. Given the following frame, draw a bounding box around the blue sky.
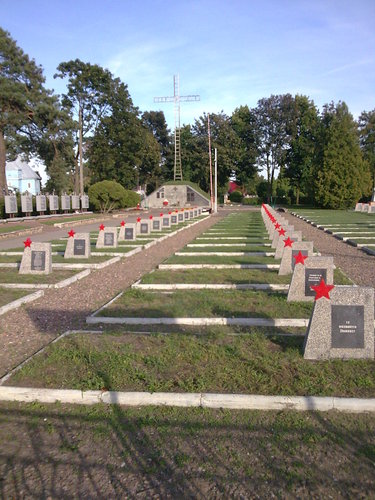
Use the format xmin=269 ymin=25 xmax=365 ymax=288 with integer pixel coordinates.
xmin=1 ymin=0 xmax=375 ymax=131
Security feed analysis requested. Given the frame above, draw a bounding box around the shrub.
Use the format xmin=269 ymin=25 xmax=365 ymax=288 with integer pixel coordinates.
xmin=88 ymin=180 xmax=140 ymax=213
xmin=242 ymin=197 xmax=259 ymax=206
xmin=228 ymin=190 xmax=243 ymax=203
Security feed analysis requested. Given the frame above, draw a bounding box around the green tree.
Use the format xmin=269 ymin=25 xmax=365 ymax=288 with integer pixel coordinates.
xmin=0 ymin=27 xmax=54 ymax=195
xmin=231 ymin=105 xmax=259 ymax=190
xmin=54 ymin=59 xmax=116 ymax=192
xmin=358 ymin=109 xmax=375 ymax=194
xmin=284 ymin=95 xmax=319 ymax=204
xmin=313 ymin=102 xmax=371 ymax=208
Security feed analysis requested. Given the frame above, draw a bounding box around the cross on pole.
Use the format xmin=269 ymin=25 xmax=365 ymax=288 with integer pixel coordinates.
xmin=154 ymin=75 xmax=200 ymax=181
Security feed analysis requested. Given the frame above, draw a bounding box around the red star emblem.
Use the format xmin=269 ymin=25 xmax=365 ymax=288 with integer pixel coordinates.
xmin=149 ymin=215 xmax=153 ymax=219
xmin=120 ymin=220 xmax=125 ymax=227
xmin=137 ymin=217 xmax=141 ymax=223
xmin=175 ymin=210 xmax=179 ymax=213
xmin=168 ymin=211 xmax=172 ymax=215
xmin=274 ymin=222 xmax=281 ymax=230
xmin=270 ymin=216 xmax=275 ymax=223
xmin=293 ymin=251 xmax=308 ymax=265
xmin=310 ymin=279 xmax=335 ymax=301
xmin=160 ymin=213 xmax=163 ymax=217
xmin=278 ymin=228 xmax=286 ymax=236
xmin=68 ymin=229 xmax=75 ymax=238
xmin=283 ymin=237 xmax=294 ymax=248
xmin=24 ymin=237 xmax=32 ymax=248
xmin=99 ymin=224 xmax=105 ymax=231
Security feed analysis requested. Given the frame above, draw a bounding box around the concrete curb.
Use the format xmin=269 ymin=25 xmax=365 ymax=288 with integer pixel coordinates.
xmin=174 ymin=251 xmax=274 ymax=256
xmin=0 ymin=269 xmax=91 ymax=290
xmin=0 ymin=386 xmax=374 ymax=413
xmin=0 ymin=226 xmax=43 ymax=240
xmin=158 ymin=264 xmax=280 ymax=270
xmin=86 ymin=316 xmax=308 ymax=327
xmin=0 ymin=290 xmax=44 ymax=316
xmin=132 ymin=282 xmax=289 ymax=291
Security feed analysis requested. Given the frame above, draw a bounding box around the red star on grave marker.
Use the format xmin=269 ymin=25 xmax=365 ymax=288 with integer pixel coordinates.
xmin=120 ymin=220 xmax=125 ymax=227
xmin=23 ymin=237 xmax=32 ymax=248
xmin=293 ymin=251 xmax=308 ymax=266
xmin=175 ymin=210 xmax=179 ymax=213
xmin=99 ymin=224 xmax=105 ymax=231
xmin=274 ymin=222 xmax=281 ymax=230
xmin=168 ymin=211 xmax=172 ymax=215
xmin=310 ymin=279 xmax=335 ymax=301
xmin=283 ymin=237 xmax=294 ymax=248
xmin=149 ymin=215 xmax=153 ymax=220
xmin=278 ymin=228 xmax=286 ymax=236
xmin=136 ymin=217 xmax=141 ymax=223
xmin=68 ymin=229 xmax=75 ymax=238
xmin=160 ymin=213 xmax=163 ymax=217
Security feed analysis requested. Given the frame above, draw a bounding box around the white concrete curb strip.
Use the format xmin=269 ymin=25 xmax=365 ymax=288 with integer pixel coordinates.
xmin=0 ymin=290 xmax=44 ymax=316
xmin=158 ymin=264 xmax=280 ymax=270
xmin=132 ymin=283 xmax=289 ymax=291
xmin=0 ymin=387 xmax=374 ymax=413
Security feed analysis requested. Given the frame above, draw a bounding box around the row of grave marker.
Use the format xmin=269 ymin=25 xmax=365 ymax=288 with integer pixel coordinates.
xmin=261 ymin=204 xmax=374 ymax=360
xmin=18 ymin=208 xmax=204 ymax=272
xmin=355 ymin=202 xmax=375 ymax=213
xmin=4 ymin=194 xmax=89 ymax=215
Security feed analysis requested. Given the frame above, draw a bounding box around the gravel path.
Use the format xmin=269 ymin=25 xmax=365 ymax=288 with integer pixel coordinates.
xmin=284 ymin=212 xmax=375 ymax=286
xmin=0 ymin=214 xmax=222 ymax=378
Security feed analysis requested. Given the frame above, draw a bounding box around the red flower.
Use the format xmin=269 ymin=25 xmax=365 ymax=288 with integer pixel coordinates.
xmin=310 ymin=279 xmax=335 ymax=301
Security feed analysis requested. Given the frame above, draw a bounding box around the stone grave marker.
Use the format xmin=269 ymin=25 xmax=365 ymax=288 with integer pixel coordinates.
xmin=61 ymin=194 xmax=71 ymax=212
xmin=81 ymin=194 xmax=89 ymax=210
xmin=49 ymin=195 xmax=59 ymax=213
xmin=64 ymin=231 xmax=91 ymax=259
xmin=274 ymin=231 xmax=302 ymax=259
xmin=21 ymin=194 xmax=33 ymax=215
xmin=271 ymin=225 xmax=294 ymax=248
xmin=137 ymin=220 xmax=151 ymax=235
xmin=118 ymin=221 xmax=126 ymax=240
xmin=278 ymin=241 xmax=313 ymax=275
xmin=189 ymin=210 xmax=194 ymax=219
xmin=36 ymin=195 xmax=47 ymax=213
xmin=4 ymin=195 xmax=18 ymax=216
xmin=287 ymin=256 xmax=334 ymax=302
xmin=304 ymin=284 xmax=374 ymax=359
xmin=19 ymin=240 xmax=52 ymax=275
xmin=152 ymin=217 xmax=162 ymax=231
xmin=361 ymin=204 xmax=369 ymax=212
xmin=171 ymin=213 xmax=178 ymax=225
xmin=355 ymin=203 xmax=362 ymax=212
xmin=198 ymin=208 xmax=202 ymax=216
xmin=178 ymin=212 xmax=184 ymax=223
xmin=162 ymin=214 xmax=171 ymax=228
xmin=96 ymin=226 xmax=118 ymax=248
xmin=194 ymin=209 xmax=198 ymax=217
xmin=184 ymin=210 xmax=190 ymax=221
xmin=120 ymin=222 xmax=136 ymax=241
xmin=71 ymin=195 xmax=80 ymax=211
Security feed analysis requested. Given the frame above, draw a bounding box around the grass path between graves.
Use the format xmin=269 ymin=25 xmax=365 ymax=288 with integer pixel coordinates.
xmin=0 ymin=401 xmax=374 ymax=498
xmin=0 ymin=287 xmax=31 ymax=307
xmin=7 ymin=332 xmax=375 ymax=397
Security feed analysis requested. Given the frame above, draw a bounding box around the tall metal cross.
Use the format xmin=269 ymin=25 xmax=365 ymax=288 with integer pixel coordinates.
xmin=154 ymin=75 xmax=200 ymax=181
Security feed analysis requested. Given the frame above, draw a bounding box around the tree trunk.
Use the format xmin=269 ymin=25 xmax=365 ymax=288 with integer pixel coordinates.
xmin=296 ymin=186 xmax=300 ymax=205
xmin=0 ymin=129 xmax=8 ymax=196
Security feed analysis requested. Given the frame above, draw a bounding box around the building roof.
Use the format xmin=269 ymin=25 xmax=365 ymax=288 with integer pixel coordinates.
xmin=163 ymin=180 xmax=210 ymax=201
xmin=6 ymin=156 xmax=42 ymax=180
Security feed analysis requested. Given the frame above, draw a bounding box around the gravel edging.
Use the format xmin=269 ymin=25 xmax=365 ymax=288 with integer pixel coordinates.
xmin=0 ymin=214 xmax=221 ymax=378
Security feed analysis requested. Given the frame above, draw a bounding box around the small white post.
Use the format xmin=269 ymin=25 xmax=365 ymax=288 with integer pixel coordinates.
xmin=214 ymin=148 xmax=218 ymax=213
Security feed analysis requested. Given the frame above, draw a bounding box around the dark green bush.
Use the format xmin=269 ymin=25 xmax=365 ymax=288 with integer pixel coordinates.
xmin=228 ymin=190 xmax=243 ymax=203
xmin=242 ymin=197 xmax=259 ymax=206
xmin=88 ymin=180 xmax=140 ymax=213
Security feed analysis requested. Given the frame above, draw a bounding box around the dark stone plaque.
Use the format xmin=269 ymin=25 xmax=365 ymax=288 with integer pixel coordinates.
xmin=292 ymin=249 xmax=308 ymax=270
xmin=184 ymin=212 xmax=189 ymax=219
xmin=104 ymin=233 xmax=114 ymax=246
xmin=331 ymin=305 xmax=365 ymax=349
xmin=141 ymin=223 xmax=148 ymax=234
xmin=178 ymin=214 xmax=184 ymax=222
xmin=125 ymin=228 xmax=134 ymax=240
xmin=31 ymin=251 xmax=46 ymax=271
xmin=305 ymin=268 xmax=327 ymax=297
xmin=153 ymin=220 xmax=160 ymax=230
xmin=171 ymin=215 xmax=177 ymax=223
xmin=163 ymin=217 xmax=169 ymax=226
xmin=74 ymin=239 xmax=86 ymax=255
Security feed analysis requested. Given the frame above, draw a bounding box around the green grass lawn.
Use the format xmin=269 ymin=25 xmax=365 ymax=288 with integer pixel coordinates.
xmin=0 ymin=287 xmax=32 ymax=307
xmin=7 ymin=332 xmax=375 ymax=397
xmin=98 ymin=289 xmax=312 ymax=318
xmin=0 ymin=268 xmax=80 ymax=284
xmin=165 ymin=254 xmax=280 ymax=264
xmin=179 ymin=245 xmax=272 ymax=252
xmin=0 ymin=224 xmax=27 ymax=234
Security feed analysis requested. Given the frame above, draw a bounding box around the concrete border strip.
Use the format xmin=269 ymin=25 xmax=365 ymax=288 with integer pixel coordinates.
xmin=0 ymin=387 xmax=373 ymax=413
xmin=0 ymin=290 xmax=44 ymax=316
xmin=158 ymin=264 xmax=280 ymax=270
xmin=132 ymin=283 xmax=289 ymax=291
